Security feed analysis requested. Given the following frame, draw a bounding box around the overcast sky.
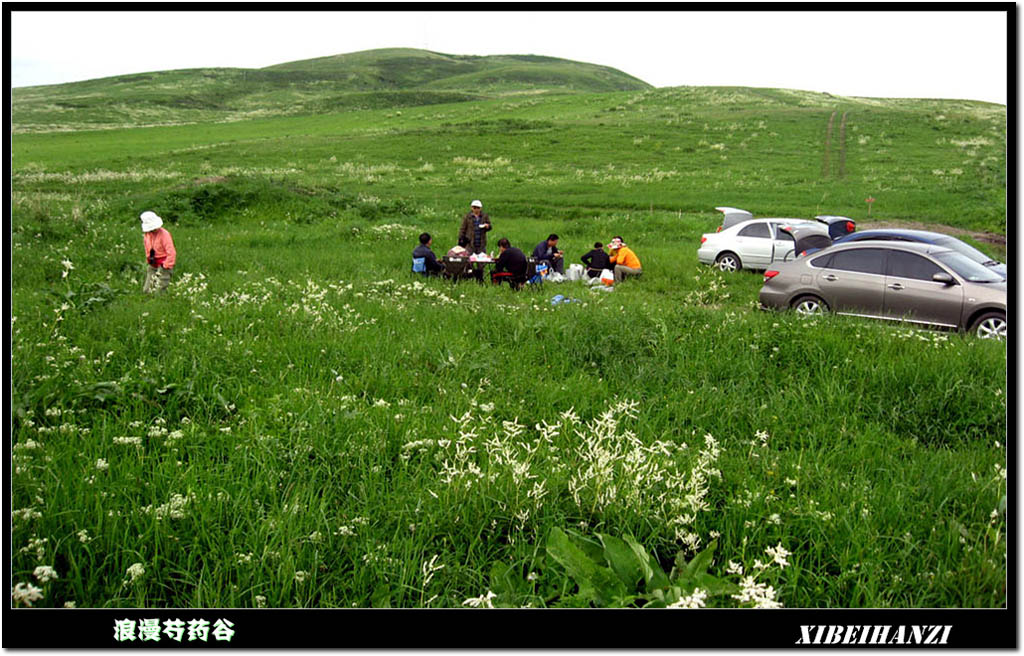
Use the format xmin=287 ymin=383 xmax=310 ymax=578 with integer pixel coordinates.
xmin=9 ymin=9 xmax=1009 ymax=105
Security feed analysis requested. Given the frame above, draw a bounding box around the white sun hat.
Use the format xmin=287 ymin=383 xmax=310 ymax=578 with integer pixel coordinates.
xmin=470 ymin=200 xmax=482 ymax=208
xmin=140 ymin=211 xmax=163 ymax=232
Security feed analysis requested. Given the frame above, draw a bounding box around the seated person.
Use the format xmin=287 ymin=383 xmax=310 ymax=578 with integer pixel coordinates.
xmin=608 ymin=236 xmax=642 ymax=282
xmin=532 ymin=233 xmax=565 ymax=275
xmin=446 ymin=235 xmax=473 ymax=259
xmin=412 ymin=232 xmax=444 ymax=276
xmin=443 ymin=235 xmax=482 ymax=282
xmin=581 ymin=241 xmax=612 ymax=278
xmin=490 ymin=238 xmax=528 ymax=288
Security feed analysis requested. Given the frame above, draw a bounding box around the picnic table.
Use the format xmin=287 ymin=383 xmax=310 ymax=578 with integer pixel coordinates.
xmin=441 ymin=256 xmax=541 ymax=283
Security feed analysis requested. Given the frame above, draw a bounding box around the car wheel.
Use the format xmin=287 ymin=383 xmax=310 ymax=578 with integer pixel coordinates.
xmin=792 ymin=295 xmax=828 ymax=316
xmin=971 ymin=312 xmax=1006 ymax=341
xmin=715 ymin=252 xmax=742 ymax=272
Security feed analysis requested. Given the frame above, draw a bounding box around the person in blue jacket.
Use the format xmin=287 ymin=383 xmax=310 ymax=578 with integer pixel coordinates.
xmin=532 ymin=233 xmax=565 ymax=275
xmin=412 ymin=232 xmax=444 ymax=276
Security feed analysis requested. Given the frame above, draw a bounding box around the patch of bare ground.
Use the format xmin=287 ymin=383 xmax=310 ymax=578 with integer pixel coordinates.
xmin=193 ymin=176 xmax=229 ymax=185
xmin=860 ymin=220 xmax=1006 ymax=248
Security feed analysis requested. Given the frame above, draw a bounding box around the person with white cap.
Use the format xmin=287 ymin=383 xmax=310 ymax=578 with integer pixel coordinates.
xmin=139 ymin=210 xmax=176 ymax=293
xmin=608 ymin=235 xmax=642 ymax=283
xmin=458 ymin=199 xmax=493 ymax=255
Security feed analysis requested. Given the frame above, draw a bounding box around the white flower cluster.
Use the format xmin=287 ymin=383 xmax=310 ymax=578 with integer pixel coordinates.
xmin=365 ymin=279 xmax=459 ymax=309
xmin=413 ymin=400 xmax=720 ymax=546
xmin=20 ymin=537 xmax=48 ymax=561
xmin=14 ymin=168 xmax=184 ymax=185
xmin=732 ymin=576 xmax=783 ymax=609
xmin=123 ymin=562 xmax=146 ymax=587
xmin=366 ymin=223 xmax=418 ymax=241
xmin=140 ymin=493 xmax=195 ymax=520
xmin=33 ymin=565 xmax=58 ymax=583
xmin=668 ymin=587 xmax=708 ymax=609
xmin=12 ymin=582 xmax=44 ymax=606
xmin=461 ymin=590 xmax=497 ymax=608
xmin=13 ymin=507 xmax=43 ymax=523
xmin=112 ymin=436 xmax=143 ymax=447
xmin=726 ymin=543 xmax=791 ymax=608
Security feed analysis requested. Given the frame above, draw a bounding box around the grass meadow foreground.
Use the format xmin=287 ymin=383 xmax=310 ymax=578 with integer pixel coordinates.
xmin=10 ymin=86 xmax=1007 ymax=609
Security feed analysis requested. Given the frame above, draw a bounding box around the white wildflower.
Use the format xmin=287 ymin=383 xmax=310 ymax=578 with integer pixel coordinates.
xmin=421 ymin=554 xmax=444 ymax=587
xmin=731 ymin=576 xmax=783 ymax=608
xmin=33 ymin=565 xmax=58 ymax=583
xmin=123 ymin=562 xmax=145 ymax=587
xmin=765 ymin=543 xmax=791 ymax=568
xmin=462 ymin=590 xmax=497 ymax=608
xmin=12 ymin=582 xmax=44 ymax=606
xmin=668 ymin=587 xmax=708 ymax=608
xmin=112 ymin=436 xmax=142 ymax=446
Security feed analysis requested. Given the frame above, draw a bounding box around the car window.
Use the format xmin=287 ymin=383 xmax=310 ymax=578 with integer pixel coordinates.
xmin=737 ymin=222 xmax=771 ymax=239
xmin=810 ymin=253 xmax=833 ymax=268
xmin=886 ymin=251 xmax=945 ymax=281
xmin=933 ymin=252 xmax=1004 ymax=283
xmin=772 ymin=225 xmax=796 ymax=242
xmin=828 ymin=248 xmax=886 ymax=275
xmin=931 ymin=236 xmax=993 ymax=265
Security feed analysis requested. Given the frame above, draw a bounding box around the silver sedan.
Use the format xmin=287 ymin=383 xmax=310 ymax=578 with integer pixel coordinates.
xmin=758 ymin=242 xmax=1006 ymax=339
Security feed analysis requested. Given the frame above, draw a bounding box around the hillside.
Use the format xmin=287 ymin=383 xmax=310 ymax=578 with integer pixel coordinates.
xmin=265 ymin=48 xmax=650 ymax=93
xmin=11 ymin=47 xmax=652 ymax=133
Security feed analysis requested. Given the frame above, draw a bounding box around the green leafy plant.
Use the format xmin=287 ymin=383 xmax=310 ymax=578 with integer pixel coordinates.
xmin=544 ymin=527 xmax=739 ymax=608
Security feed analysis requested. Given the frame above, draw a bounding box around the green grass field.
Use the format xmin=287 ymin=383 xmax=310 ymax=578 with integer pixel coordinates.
xmin=10 ymin=59 xmax=1007 ymax=609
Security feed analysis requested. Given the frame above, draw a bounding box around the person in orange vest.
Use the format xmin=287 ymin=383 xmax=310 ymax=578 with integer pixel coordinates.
xmin=608 ymin=236 xmax=642 ymax=283
xmin=140 ymin=211 xmax=176 ymax=293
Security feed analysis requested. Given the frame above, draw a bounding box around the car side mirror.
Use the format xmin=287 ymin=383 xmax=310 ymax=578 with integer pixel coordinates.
xmin=932 ymin=272 xmax=955 ymax=285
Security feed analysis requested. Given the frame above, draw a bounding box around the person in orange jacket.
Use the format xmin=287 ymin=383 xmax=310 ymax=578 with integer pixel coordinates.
xmin=140 ymin=210 xmax=176 ymax=293
xmin=608 ymin=236 xmax=642 ymax=283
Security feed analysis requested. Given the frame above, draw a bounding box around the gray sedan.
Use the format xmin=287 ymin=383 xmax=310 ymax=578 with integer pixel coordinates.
xmin=758 ymin=242 xmax=1006 ymax=339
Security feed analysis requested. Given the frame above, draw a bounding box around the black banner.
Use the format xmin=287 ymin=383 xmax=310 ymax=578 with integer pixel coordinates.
xmin=2 ymin=607 xmax=1015 ymax=648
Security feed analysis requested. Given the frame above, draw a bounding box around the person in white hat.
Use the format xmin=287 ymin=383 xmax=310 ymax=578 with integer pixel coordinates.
xmin=139 ymin=210 xmax=176 ymax=293
xmin=458 ymin=199 xmax=492 ymax=255
xmin=608 ymin=235 xmax=642 ymax=283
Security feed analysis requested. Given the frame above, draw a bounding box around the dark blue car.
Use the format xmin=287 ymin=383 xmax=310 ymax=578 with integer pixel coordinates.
xmin=831 ymin=229 xmax=1006 ymax=279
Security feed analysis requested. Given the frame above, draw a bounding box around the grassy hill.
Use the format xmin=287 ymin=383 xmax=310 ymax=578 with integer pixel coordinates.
xmin=11 ymin=83 xmax=1007 ymax=233
xmin=12 ymin=48 xmax=651 ymax=133
xmin=8 ymin=52 xmax=1008 ymax=613
xmin=266 ymin=48 xmax=650 ymax=93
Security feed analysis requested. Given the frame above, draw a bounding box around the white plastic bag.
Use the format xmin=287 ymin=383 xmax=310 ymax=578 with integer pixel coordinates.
xmin=600 ymin=269 xmax=615 ymax=286
xmin=566 ymin=263 xmax=584 ymax=282
xmin=548 ymin=272 xmax=565 ymax=283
